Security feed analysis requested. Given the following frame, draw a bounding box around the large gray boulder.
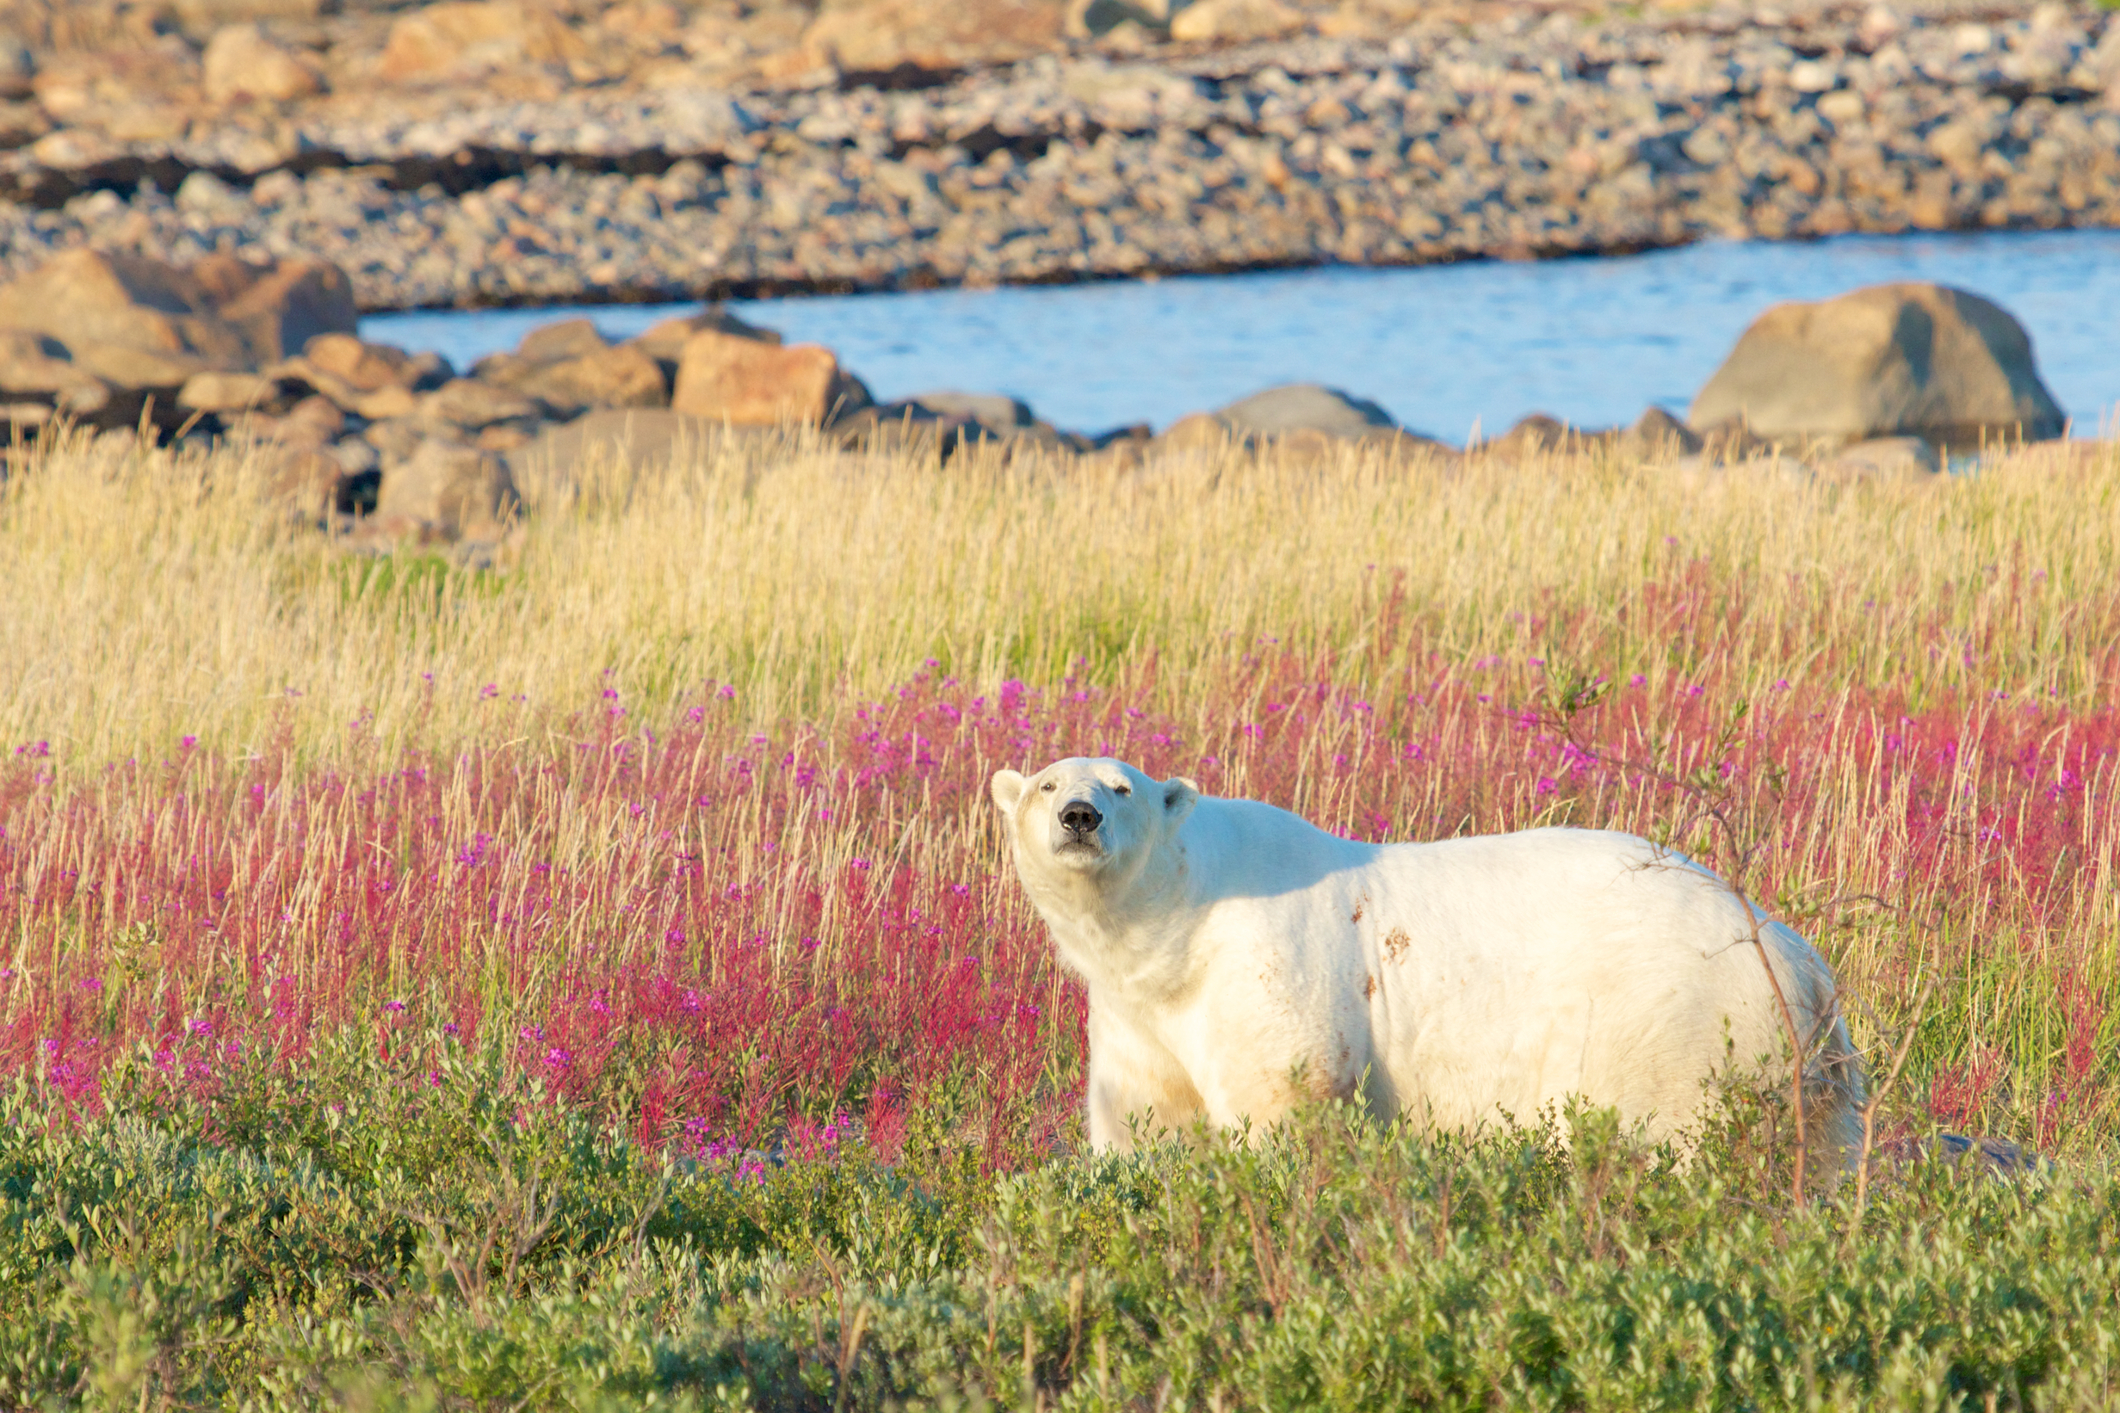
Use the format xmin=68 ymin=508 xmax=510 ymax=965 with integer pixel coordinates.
xmin=1216 ymin=383 xmax=1397 ymax=437
xmin=904 ymin=390 xmax=1036 ymax=429
xmin=1689 ymin=283 xmax=2065 ymax=448
xmin=1156 ymin=382 xmax=1452 ymax=459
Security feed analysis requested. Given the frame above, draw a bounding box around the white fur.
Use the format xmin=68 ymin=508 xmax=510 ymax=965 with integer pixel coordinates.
xmin=991 ymin=757 xmax=1863 ymax=1157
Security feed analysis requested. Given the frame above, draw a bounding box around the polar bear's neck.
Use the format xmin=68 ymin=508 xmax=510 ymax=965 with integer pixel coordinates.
xmin=1021 ymin=841 xmax=1203 ymax=1002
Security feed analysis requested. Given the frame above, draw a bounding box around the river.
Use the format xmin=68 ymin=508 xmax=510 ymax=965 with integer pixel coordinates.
xmin=363 ymin=230 xmax=2120 ymax=443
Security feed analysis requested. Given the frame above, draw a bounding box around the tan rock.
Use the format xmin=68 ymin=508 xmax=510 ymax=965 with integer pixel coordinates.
xmin=0 ymin=250 xmax=358 ymax=385
xmin=171 ymin=0 xmax=328 ymax=41
xmin=0 ymin=329 xmax=101 ymax=399
xmin=516 ymin=345 xmax=668 ymax=415
xmin=269 ymin=356 xmax=369 ymax=412
xmin=214 ymin=258 xmax=359 ymax=365
xmin=1622 ymin=405 xmax=1704 ymax=456
xmin=58 ymin=382 xmax=113 ymax=416
xmin=671 ymin=331 xmax=871 ymax=426
xmin=599 ymin=0 xmax=686 ymax=43
xmin=467 ymin=350 xmax=534 ymax=386
xmin=62 ymin=340 xmax=214 ymax=390
xmin=377 ymin=1 xmax=583 ymax=81
xmin=374 ymin=438 xmax=521 ymax=538
xmin=0 ymin=249 xmax=248 ymax=370
xmin=1169 ymin=0 xmax=1305 ymax=42
xmin=1690 ymin=283 xmax=2066 ymax=450
xmin=421 ymin=378 xmax=542 ymax=428
xmin=177 ymin=370 xmax=279 ymax=412
xmin=27 ymin=129 xmax=123 ymax=169
xmin=228 ymin=394 xmax=339 ymax=450
xmin=628 ymin=309 xmax=779 ymax=367
xmin=354 ymin=384 xmax=422 ymax=420
xmin=1817 ymin=90 xmax=1865 ymax=124
xmin=30 ymin=44 xmax=197 ymax=123
xmin=1156 ymin=411 xmax=1239 ymax=450
xmin=275 ymin=336 xmax=447 ymax=417
xmin=301 ymin=333 xmax=417 ymax=392
xmin=803 ymin=0 xmax=1067 ymax=70
xmin=1482 ymin=412 xmax=1574 ymax=458
xmin=750 ymin=44 xmax=837 ymax=88
xmin=100 ymin=104 xmax=190 ymax=143
xmin=517 ymin=317 xmax=610 ymax=363
xmin=283 ymin=394 xmax=346 ymax=440
xmin=203 ymin=23 xmax=322 ymax=103
xmin=476 ymin=423 xmax=535 ymax=453
xmin=0 ymin=100 xmax=50 ymax=148
xmin=379 ymin=1 xmax=517 ymax=75
xmin=186 ymin=252 xmax=264 ymax=307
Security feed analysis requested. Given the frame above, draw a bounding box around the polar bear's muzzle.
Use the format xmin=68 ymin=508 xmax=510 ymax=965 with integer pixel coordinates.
xmin=1058 ymin=800 xmax=1103 ymax=836
xmin=1053 ymin=797 xmax=1106 ymax=858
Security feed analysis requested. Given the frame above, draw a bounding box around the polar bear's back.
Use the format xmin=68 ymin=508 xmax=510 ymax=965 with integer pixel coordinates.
xmin=1177 ymin=814 xmax=1853 ymax=1143
xmin=1359 ymin=827 xmax=1851 ymax=1140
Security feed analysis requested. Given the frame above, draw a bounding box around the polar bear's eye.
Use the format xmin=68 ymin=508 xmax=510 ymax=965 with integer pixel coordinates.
xmin=1040 ymin=781 xmax=1055 ymax=792
xmin=1113 ymin=784 xmax=1130 ymax=796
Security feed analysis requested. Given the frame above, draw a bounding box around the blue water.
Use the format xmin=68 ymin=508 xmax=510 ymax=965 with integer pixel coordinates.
xmin=363 ymin=230 xmax=2120 ymax=443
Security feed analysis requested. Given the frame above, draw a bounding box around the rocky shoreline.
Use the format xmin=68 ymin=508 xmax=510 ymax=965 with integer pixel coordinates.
xmin=3 ymin=0 xmax=2120 ymax=309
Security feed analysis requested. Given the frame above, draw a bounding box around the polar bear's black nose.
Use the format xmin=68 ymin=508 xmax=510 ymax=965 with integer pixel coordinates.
xmin=1059 ymin=800 xmax=1102 ymax=834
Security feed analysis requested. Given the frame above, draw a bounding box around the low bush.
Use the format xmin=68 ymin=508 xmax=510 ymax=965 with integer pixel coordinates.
xmin=2 ymin=1041 xmax=2113 ymax=1411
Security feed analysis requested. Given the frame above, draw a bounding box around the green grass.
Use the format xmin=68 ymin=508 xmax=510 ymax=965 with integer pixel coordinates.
xmin=1 ymin=1033 xmax=2113 ymax=1411
xmin=6 ymin=430 xmax=2120 ymax=1407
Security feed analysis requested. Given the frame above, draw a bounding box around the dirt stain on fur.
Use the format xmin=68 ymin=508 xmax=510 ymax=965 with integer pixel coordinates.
xmin=1295 ymin=1049 xmax=1359 ymax=1103
xmin=1350 ymin=897 xmax=1366 ymax=924
xmin=1382 ymin=927 xmax=1411 ymax=962
xmin=1363 ymin=973 xmax=1378 ymax=1000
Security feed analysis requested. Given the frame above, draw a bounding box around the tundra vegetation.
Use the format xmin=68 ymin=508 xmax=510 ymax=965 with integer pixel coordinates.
xmin=0 ymin=426 xmax=2116 ymax=1408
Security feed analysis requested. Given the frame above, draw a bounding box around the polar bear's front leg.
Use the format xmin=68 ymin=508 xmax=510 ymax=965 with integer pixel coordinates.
xmin=1084 ymin=1001 xmax=1205 ymax=1151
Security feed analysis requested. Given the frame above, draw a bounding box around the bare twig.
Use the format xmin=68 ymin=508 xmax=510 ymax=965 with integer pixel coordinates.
xmin=831 ymin=1299 xmax=870 ymax=1413
xmin=1529 ymin=666 xmax=1829 ymax=1207
xmin=1852 ymin=978 xmax=1937 ymax=1221
xmin=1729 ymin=885 xmax=1814 ymax=1203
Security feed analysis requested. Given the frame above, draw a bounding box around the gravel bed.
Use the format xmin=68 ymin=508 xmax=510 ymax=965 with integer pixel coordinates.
xmin=4 ymin=3 xmax=2119 ymax=309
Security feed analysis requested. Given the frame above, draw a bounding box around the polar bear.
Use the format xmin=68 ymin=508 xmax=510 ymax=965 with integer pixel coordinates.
xmin=991 ymin=756 xmax=1863 ymax=1158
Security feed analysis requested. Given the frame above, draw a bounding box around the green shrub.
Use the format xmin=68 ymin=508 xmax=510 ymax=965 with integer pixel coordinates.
xmin=2 ymin=1040 xmax=2114 ymax=1411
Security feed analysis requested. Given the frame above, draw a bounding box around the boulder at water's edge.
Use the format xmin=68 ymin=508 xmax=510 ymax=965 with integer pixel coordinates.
xmin=1689 ymin=283 xmax=2065 ymax=449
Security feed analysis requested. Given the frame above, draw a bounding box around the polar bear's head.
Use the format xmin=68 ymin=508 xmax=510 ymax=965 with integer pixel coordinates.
xmin=990 ymin=757 xmax=1198 ymax=886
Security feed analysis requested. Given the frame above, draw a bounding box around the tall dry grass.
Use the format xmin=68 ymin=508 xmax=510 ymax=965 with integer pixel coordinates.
xmin=2 ymin=427 xmax=2117 ymax=1154
xmin=1 ymin=426 xmax=2114 ymax=771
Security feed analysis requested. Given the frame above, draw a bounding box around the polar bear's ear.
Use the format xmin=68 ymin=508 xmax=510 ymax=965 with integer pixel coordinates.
xmin=990 ymin=769 xmax=1028 ymax=814
xmin=1162 ymin=776 xmax=1199 ymax=824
